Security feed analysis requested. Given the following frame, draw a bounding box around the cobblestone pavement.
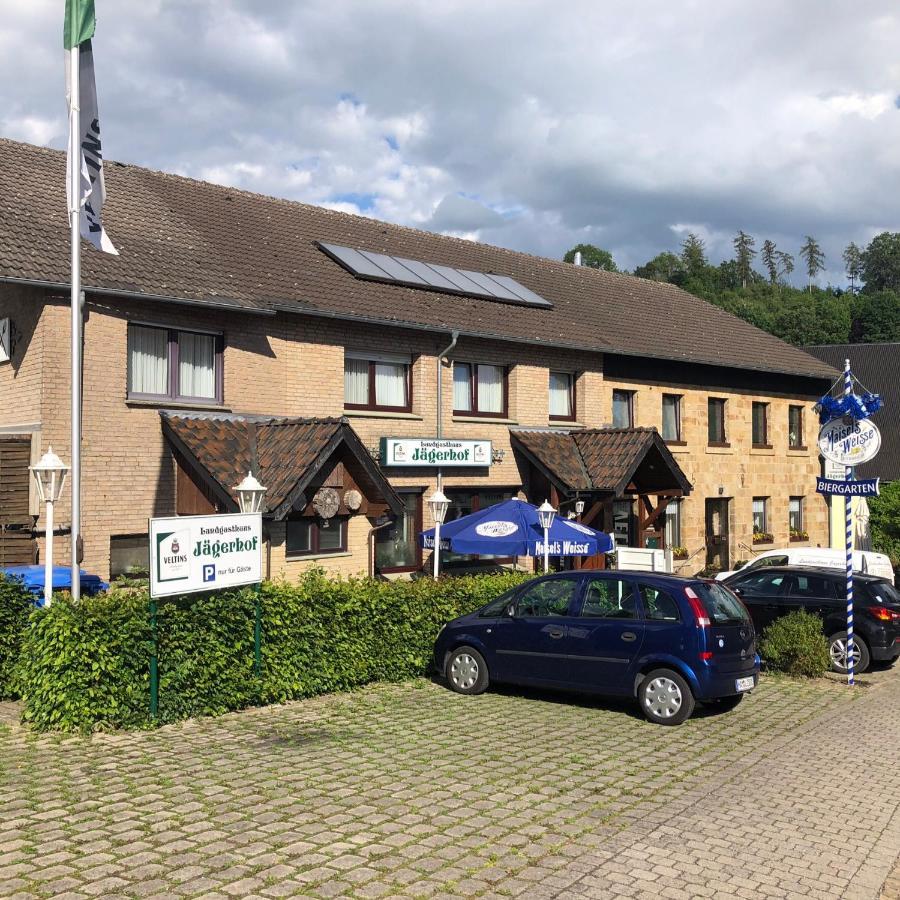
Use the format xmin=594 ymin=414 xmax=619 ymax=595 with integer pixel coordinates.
xmin=1 ymin=667 xmax=899 ymax=900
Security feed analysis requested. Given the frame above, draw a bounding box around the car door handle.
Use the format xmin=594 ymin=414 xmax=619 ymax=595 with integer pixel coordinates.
xmin=621 ymin=632 xmax=637 ymax=642
xmin=548 ymin=628 xmax=565 ymax=639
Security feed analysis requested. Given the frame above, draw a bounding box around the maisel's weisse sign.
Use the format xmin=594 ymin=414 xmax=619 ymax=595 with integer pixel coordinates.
xmin=149 ymin=513 xmax=263 ymax=598
xmin=816 ymin=477 xmax=880 ymax=497
xmin=380 ymin=437 xmax=492 ymax=467
xmin=817 ymin=417 xmax=881 ymax=467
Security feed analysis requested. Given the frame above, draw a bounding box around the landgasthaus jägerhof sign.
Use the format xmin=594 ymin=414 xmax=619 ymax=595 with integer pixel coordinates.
xmin=817 ymin=417 xmax=881 ymax=467
xmin=149 ymin=512 xmax=263 ymax=598
xmin=380 ymin=437 xmax=491 ymax=467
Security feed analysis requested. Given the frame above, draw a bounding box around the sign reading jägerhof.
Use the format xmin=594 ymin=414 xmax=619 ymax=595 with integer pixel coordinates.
xmin=149 ymin=512 xmax=263 ymax=598
xmin=380 ymin=437 xmax=491 ymax=467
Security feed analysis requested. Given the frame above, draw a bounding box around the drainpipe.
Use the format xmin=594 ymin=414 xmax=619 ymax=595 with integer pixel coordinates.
xmin=435 ymin=330 xmax=460 ymax=493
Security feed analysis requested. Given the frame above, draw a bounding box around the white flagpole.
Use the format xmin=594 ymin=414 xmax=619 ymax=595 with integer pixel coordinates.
xmin=69 ymin=45 xmax=82 ymax=602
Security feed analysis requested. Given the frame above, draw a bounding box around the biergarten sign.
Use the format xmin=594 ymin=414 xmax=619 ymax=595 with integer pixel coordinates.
xmin=149 ymin=512 xmax=263 ymax=598
xmin=816 ymin=477 xmax=880 ymax=497
xmin=816 ymin=417 xmax=881 ymax=467
xmin=380 ymin=437 xmax=492 ymax=467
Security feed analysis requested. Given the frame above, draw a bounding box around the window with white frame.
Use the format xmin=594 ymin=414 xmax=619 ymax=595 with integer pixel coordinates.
xmin=344 ymin=351 xmax=411 ymax=412
xmin=128 ymin=324 xmax=222 ymax=403
xmin=549 ymin=371 xmax=575 ymax=420
xmin=789 ymin=497 xmax=804 ymax=533
xmin=453 ymin=362 xmax=506 ymax=417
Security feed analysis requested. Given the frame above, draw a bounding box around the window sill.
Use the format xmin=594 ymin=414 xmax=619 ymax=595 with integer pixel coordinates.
xmin=549 ymin=420 xmax=585 ymax=429
xmin=343 ymin=409 xmax=424 ymax=421
xmin=286 ymin=551 xmax=353 ymax=562
xmin=665 ymin=439 xmax=687 ymax=446
xmin=706 ymin=444 xmax=733 ymax=454
xmin=452 ymin=416 xmax=518 ymax=425
xmin=127 ymin=398 xmax=229 ymax=412
xmin=787 ymin=447 xmax=809 ymax=455
xmin=750 ymin=446 xmax=775 ymax=456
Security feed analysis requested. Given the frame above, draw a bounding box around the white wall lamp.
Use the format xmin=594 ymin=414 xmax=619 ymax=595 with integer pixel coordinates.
xmin=537 ymin=500 xmax=557 ymax=573
xmin=428 ymin=489 xmax=450 ymax=579
xmin=235 ymin=472 xmax=267 ymax=514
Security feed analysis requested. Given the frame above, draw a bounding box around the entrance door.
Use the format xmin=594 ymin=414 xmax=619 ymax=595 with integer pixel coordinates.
xmin=705 ymin=498 xmax=730 ymax=570
xmin=0 ymin=437 xmax=36 ymax=565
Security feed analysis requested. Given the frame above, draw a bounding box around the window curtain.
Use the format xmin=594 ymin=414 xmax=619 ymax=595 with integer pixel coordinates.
xmin=453 ymin=363 xmax=471 ymax=411
xmin=374 ymin=362 xmax=407 ymax=407
xmin=129 ymin=326 xmax=168 ymax=395
xmin=549 ymin=372 xmax=571 ymax=417
xmin=662 ymin=396 xmax=679 ymax=440
xmin=178 ymin=332 xmax=216 ymax=399
xmin=344 ymin=358 xmax=369 ymax=405
xmin=613 ymin=392 xmax=631 ymax=428
xmin=789 ymin=499 xmax=803 ymax=531
xmin=476 ymin=364 xmax=503 ymax=413
xmin=753 ymin=499 xmax=766 ymax=532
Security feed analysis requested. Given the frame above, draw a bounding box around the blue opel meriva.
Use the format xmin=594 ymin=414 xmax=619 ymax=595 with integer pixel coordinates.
xmin=433 ymin=571 xmax=759 ymax=725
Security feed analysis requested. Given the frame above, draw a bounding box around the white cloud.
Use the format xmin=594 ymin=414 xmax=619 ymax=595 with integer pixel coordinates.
xmin=1 ymin=0 xmax=899 ymax=281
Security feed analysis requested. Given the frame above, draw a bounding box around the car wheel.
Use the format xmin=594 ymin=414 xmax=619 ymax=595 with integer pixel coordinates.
xmin=638 ymin=668 xmax=695 ymax=726
xmin=445 ymin=646 xmax=489 ymax=695
xmin=828 ymin=631 xmax=870 ymax=674
xmin=706 ymin=693 xmax=744 ymax=712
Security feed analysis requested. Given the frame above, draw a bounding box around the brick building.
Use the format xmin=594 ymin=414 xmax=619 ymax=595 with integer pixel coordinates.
xmin=0 ymin=139 xmax=836 ymax=580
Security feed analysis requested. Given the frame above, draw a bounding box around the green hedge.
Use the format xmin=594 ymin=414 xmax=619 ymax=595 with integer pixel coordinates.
xmin=14 ymin=570 xmax=529 ymax=732
xmin=759 ymin=610 xmax=830 ymax=678
xmin=0 ymin=575 xmax=35 ymax=699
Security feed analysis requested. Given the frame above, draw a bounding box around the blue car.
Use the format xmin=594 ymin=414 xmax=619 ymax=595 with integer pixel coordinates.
xmin=433 ymin=571 xmax=759 ymax=725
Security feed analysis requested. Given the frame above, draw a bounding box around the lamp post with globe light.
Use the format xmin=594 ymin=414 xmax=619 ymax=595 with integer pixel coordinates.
xmin=428 ymin=489 xmax=450 ymax=579
xmin=537 ymin=500 xmax=557 ymax=573
xmin=234 ymin=472 xmax=267 ymax=678
xmin=30 ymin=448 xmax=69 ymax=606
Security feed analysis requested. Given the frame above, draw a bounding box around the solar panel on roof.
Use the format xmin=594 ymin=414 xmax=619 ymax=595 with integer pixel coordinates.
xmin=315 ymin=241 xmax=554 ymax=309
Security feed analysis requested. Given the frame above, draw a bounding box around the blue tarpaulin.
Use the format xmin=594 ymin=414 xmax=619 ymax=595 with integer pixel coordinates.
xmin=420 ymin=498 xmax=614 ymax=557
xmin=3 ymin=566 xmax=108 ymax=603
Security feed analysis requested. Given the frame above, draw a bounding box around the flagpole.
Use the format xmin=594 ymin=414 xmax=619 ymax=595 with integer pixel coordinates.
xmin=69 ymin=44 xmax=82 ymax=602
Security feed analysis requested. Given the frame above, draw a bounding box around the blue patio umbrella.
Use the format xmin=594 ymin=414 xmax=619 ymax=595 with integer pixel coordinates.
xmin=419 ymin=498 xmax=614 ymax=557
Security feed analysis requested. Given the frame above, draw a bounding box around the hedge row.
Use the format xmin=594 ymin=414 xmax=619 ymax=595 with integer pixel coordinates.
xmin=11 ymin=570 xmax=530 ymax=732
xmin=0 ymin=575 xmax=33 ymax=699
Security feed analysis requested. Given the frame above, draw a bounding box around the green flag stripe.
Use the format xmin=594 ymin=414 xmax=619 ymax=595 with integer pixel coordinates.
xmin=64 ymin=0 xmax=96 ymax=50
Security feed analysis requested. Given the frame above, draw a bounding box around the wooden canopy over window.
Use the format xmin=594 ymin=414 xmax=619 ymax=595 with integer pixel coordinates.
xmin=511 ymin=427 xmax=692 ymax=561
xmin=162 ymin=412 xmax=404 ymax=521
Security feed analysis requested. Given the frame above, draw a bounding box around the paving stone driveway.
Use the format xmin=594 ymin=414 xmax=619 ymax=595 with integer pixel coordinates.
xmin=1 ymin=668 xmax=899 ymax=900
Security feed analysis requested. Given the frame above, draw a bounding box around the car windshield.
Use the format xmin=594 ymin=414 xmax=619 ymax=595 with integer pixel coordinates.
xmin=863 ymin=580 xmax=900 ymax=607
xmin=692 ymin=582 xmax=751 ymax=625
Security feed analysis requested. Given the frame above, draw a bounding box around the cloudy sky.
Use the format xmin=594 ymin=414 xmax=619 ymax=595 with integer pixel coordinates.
xmin=2 ymin=0 xmax=899 ymax=284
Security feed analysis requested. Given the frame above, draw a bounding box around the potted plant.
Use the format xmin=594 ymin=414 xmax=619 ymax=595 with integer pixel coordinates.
xmin=672 ymin=546 xmax=689 ymax=560
xmin=753 ymin=531 xmax=774 ymax=544
xmin=790 ymin=529 xmax=809 ymax=542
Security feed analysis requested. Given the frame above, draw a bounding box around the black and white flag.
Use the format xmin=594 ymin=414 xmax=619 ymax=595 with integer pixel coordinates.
xmin=66 ymin=39 xmax=118 ymax=255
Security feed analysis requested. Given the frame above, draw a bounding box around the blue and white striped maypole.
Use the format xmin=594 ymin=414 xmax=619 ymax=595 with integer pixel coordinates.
xmin=844 ymin=358 xmax=855 ymax=686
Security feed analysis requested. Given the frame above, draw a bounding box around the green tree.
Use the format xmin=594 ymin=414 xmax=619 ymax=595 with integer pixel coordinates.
xmin=849 ymin=290 xmax=900 ymax=342
xmin=843 ymin=242 xmax=863 ymax=293
xmin=680 ymin=232 xmax=708 ymax=276
xmin=868 ymin=480 xmax=900 ymax=567
xmin=861 ymin=232 xmax=900 ymax=292
xmin=633 ymin=251 xmax=683 ymax=282
xmin=799 ymin=236 xmax=825 ymax=293
xmin=761 ymin=239 xmax=779 ymax=284
xmin=563 ymin=243 xmax=618 ymax=272
xmin=778 ymin=251 xmax=795 ymax=281
xmin=733 ymin=231 xmax=756 ymax=289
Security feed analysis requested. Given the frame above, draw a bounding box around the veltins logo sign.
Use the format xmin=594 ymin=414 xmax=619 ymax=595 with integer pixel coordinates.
xmin=149 ymin=512 xmax=263 ymax=598
xmin=817 ymin=418 xmax=881 ymax=467
xmin=381 ymin=437 xmax=492 ymax=467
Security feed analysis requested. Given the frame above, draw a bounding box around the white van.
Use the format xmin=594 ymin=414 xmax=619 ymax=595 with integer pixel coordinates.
xmin=716 ymin=547 xmax=895 ymax=583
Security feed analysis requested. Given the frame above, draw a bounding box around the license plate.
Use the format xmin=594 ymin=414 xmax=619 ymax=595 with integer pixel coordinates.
xmin=735 ymin=676 xmax=755 ymax=692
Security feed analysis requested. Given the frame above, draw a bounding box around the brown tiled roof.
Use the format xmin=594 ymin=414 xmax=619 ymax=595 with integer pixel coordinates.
xmin=161 ymin=412 xmax=403 ymax=519
xmin=0 ymin=138 xmax=835 ymax=379
xmin=512 ymin=427 xmax=691 ymax=496
xmin=805 ymin=343 xmax=900 ymax=481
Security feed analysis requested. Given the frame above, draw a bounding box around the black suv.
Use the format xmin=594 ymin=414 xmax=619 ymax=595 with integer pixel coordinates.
xmin=723 ymin=566 xmax=900 ymax=674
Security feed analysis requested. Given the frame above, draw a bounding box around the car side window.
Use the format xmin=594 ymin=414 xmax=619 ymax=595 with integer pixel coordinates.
xmin=787 ymin=575 xmax=837 ymax=600
xmin=734 ymin=572 xmax=786 ymax=596
xmin=580 ymin=578 xmax=637 ymax=619
xmin=478 ymin=589 xmax=519 ymax=617
xmin=516 ymin=578 xmax=580 ymax=617
xmin=745 ymin=554 xmax=789 ymax=572
xmin=639 ymin=585 xmax=681 ymax=621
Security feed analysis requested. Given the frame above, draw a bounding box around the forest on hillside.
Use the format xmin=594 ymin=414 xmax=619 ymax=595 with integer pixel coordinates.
xmin=564 ymin=232 xmax=900 ymax=347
